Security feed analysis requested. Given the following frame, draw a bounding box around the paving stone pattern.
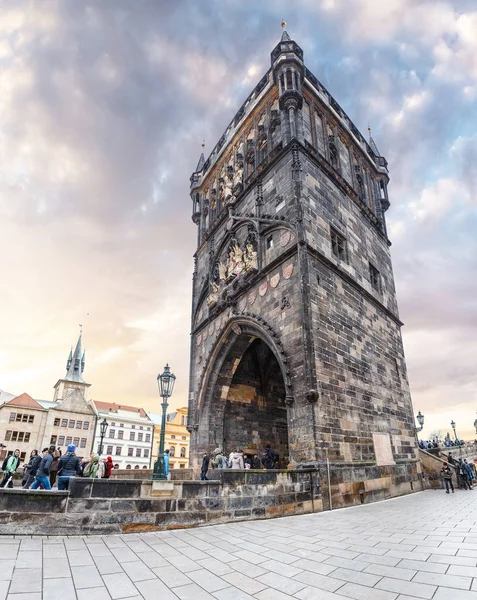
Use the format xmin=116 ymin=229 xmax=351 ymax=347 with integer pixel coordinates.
xmin=2 ymin=489 xmax=477 ymax=599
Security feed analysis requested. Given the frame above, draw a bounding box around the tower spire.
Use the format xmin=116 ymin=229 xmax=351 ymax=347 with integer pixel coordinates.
xmin=64 ymin=328 xmax=85 ymax=382
xmin=368 ymin=125 xmax=381 ymax=157
xmin=281 ymin=20 xmax=291 ymax=42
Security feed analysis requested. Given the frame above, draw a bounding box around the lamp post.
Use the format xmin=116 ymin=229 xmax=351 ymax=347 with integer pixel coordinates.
xmin=153 ymin=364 xmax=176 ymax=481
xmin=416 ymin=411 xmax=424 ymax=433
xmin=98 ymin=418 xmax=108 ymax=455
xmin=451 ymin=420 xmax=459 ymax=444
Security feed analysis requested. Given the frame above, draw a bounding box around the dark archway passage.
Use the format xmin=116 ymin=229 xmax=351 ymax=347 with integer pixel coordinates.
xmin=222 ymin=337 xmax=289 ymax=465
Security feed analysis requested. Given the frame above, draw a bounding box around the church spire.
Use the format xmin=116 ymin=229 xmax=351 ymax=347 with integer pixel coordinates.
xmin=368 ymin=126 xmax=381 ymax=157
xmin=64 ymin=329 xmax=85 ymax=383
xmin=281 ymin=20 xmax=291 ymax=41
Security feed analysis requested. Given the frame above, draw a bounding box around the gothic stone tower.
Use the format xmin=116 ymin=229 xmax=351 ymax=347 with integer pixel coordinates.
xmin=188 ymin=30 xmax=421 ymax=507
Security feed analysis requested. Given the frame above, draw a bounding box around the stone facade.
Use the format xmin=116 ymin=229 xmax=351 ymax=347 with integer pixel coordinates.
xmin=187 ymin=30 xmax=421 ymax=507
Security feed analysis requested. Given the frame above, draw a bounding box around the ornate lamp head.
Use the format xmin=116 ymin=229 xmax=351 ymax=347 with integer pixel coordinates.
xmin=157 ymin=364 xmax=176 ymax=399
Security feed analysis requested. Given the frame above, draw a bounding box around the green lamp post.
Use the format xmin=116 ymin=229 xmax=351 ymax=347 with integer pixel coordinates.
xmin=153 ymin=364 xmax=176 ymax=480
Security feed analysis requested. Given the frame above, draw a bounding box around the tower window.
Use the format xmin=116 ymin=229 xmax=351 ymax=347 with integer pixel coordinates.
xmin=267 ymin=236 xmax=274 ymax=250
xmin=369 ymin=263 xmax=381 ymax=292
xmin=330 ymin=227 xmax=347 ymax=262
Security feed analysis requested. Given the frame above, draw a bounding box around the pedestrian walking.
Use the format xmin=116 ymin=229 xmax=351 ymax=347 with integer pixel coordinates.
xmin=22 ymin=450 xmax=41 ymax=488
xmin=457 ymin=459 xmax=472 ymax=490
xmin=49 ymin=448 xmax=62 ymax=488
xmin=31 ymin=446 xmax=56 ymax=490
xmin=164 ymin=449 xmax=170 ymax=479
xmin=463 ymin=460 xmax=474 ymax=489
xmin=261 ymin=444 xmax=279 ymax=469
xmin=57 ymin=445 xmax=81 ymax=490
xmin=228 ymin=450 xmax=244 ymax=470
xmin=201 ymin=453 xmax=209 ymax=480
xmin=441 ymin=463 xmax=454 ymax=493
xmin=103 ymin=456 xmax=114 ymax=479
xmin=0 ymin=449 xmax=21 ymax=488
xmin=82 ymin=454 xmax=105 ymax=479
xmin=252 ymin=454 xmax=261 ymax=469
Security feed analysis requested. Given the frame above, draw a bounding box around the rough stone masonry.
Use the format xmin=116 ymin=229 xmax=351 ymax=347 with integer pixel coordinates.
xmin=187 ymin=28 xmax=422 ymax=508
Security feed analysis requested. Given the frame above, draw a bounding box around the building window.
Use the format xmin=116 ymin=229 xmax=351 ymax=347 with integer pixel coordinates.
xmin=20 ymin=452 xmax=26 ymax=461
xmin=66 ymin=437 xmax=72 ymax=446
xmin=114 ymin=463 xmax=119 ymax=469
xmin=180 ymin=464 xmax=185 ymax=469
xmin=142 ymin=465 xmax=147 ymax=469
xmin=58 ymin=436 xmax=65 ymax=446
xmin=107 ymin=445 xmax=113 ymax=454
xmin=22 ymin=414 xmax=29 ymax=422
xmin=50 ymin=435 xmax=57 ymax=445
xmin=181 ymin=436 xmax=187 ymax=440
xmin=128 ymin=448 xmax=133 ymax=456
xmin=134 ymin=465 xmax=139 ymax=470
xmin=144 ymin=449 xmax=149 ymax=458
xmin=120 ymin=423 xmax=124 ymax=427
xmin=111 ymin=422 xmax=116 ymax=427
xmin=170 ymin=447 xmax=175 ymax=457
xmin=145 ymin=434 xmax=151 ymax=443
xmin=9 ymin=413 xmax=15 ymax=422
xmin=132 ymin=425 xmax=135 ymax=429
xmin=147 ymin=427 xmax=150 ymax=431
xmin=28 ymin=415 xmax=34 ymax=423
xmin=5 ymin=431 xmax=11 ymax=441
xmin=130 ymin=432 xmax=135 ymax=441
xmin=110 ymin=430 xmax=115 ymax=439
xmin=180 ymin=447 xmax=186 ymax=458
xmin=330 ymin=227 xmax=347 ymax=261
xmin=76 ymin=421 xmax=82 ymax=429
xmin=115 ymin=447 xmax=121 ymax=456
xmin=80 ymin=438 xmax=86 ymax=448
xmin=126 ymin=464 xmax=131 ymax=470
xmin=118 ymin=431 xmax=123 ymax=440
xmin=136 ymin=448 xmax=141 ymax=457
xmin=61 ymin=419 xmax=68 ymax=427
xmin=15 ymin=414 xmax=21 ymax=422
xmin=83 ymin=421 xmax=90 ymax=430
xmin=369 ymin=263 xmax=381 ymax=292
xmin=181 ymin=416 xmax=185 ymax=426
xmin=139 ymin=426 xmax=143 ymax=430
xmin=54 ymin=418 xmax=60 ymax=427
xmin=266 ymin=235 xmax=274 ymax=250
xmin=73 ymin=437 xmax=80 ymax=447
xmin=171 ymin=435 xmax=176 ymax=439
xmin=138 ymin=433 xmax=143 ymax=442
xmin=69 ymin=420 xmax=75 ymax=428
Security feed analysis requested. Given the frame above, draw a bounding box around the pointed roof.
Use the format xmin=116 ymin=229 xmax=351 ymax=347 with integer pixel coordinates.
xmin=195 ymin=152 xmax=205 ymax=172
xmin=368 ymin=128 xmax=381 ymax=157
xmin=281 ymin=29 xmax=291 ymax=42
xmin=63 ymin=332 xmax=86 ymax=383
xmin=6 ymin=393 xmax=44 ymax=410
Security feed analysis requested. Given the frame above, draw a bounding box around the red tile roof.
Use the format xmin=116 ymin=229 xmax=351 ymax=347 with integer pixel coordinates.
xmin=93 ymin=400 xmax=150 ymax=420
xmin=6 ymin=393 xmax=44 ymax=410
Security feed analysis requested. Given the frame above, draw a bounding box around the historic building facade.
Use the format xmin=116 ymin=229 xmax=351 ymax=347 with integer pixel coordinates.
xmin=187 ymin=29 xmax=421 ymax=506
xmin=149 ymin=407 xmax=190 ymax=470
xmin=94 ymin=402 xmax=154 ymax=470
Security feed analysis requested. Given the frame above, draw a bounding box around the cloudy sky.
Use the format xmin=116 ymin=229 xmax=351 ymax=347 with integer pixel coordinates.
xmin=1 ymin=0 xmax=476 ymax=439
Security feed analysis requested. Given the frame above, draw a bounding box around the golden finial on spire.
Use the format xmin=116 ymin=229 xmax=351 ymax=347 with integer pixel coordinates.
xmin=201 ymin=140 xmax=205 ymax=149
xmin=281 ymin=20 xmax=287 ymax=29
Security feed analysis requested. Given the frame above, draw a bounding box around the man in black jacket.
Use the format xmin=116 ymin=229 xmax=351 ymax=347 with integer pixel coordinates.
xmin=261 ymin=444 xmax=279 ymax=469
xmin=31 ymin=446 xmax=56 ymax=490
xmin=57 ymin=444 xmax=81 ymax=490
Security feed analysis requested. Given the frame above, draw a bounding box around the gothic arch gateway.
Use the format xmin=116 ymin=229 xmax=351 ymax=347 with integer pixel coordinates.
xmin=196 ymin=317 xmax=292 ymax=463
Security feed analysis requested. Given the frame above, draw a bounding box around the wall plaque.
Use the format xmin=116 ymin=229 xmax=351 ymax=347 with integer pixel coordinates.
xmin=373 ymin=433 xmax=395 ymax=466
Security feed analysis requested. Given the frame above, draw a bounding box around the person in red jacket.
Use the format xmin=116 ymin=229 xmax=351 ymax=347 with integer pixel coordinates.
xmin=103 ymin=456 xmax=114 ymax=479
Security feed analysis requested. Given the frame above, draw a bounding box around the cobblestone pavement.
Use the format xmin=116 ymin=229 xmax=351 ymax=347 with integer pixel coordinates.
xmin=2 ymin=489 xmax=477 ymax=599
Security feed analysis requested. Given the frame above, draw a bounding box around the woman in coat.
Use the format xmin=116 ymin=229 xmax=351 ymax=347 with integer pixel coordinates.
xmin=103 ymin=456 xmax=114 ymax=479
xmin=22 ymin=450 xmax=41 ymax=488
xmin=49 ymin=448 xmax=62 ymax=487
xmin=82 ymin=454 xmax=105 ymax=479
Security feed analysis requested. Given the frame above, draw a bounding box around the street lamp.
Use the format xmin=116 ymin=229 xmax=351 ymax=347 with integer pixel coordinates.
xmin=153 ymin=364 xmax=176 ymax=481
xmin=98 ymin=418 xmax=108 ymax=455
xmin=451 ymin=419 xmax=459 ymax=443
xmin=416 ymin=411 xmax=424 ymax=433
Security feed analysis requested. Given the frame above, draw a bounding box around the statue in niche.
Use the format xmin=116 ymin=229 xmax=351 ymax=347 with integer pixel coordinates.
xmin=246 ymin=139 xmax=255 ymax=166
xmin=224 ymin=166 xmax=234 ymax=204
xmin=218 ymin=176 xmax=225 ymax=203
xmin=257 ymin=125 xmax=267 ymax=151
xmin=227 ymin=238 xmax=244 ymax=277
xmin=210 ymin=188 xmax=217 ymax=211
xmin=218 ymin=260 xmax=227 ymax=281
xmin=243 ymin=241 xmax=258 ymax=272
xmin=207 ymin=280 xmax=219 ymax=306
xmin=233 ymin=154 xmax=244 ymax=196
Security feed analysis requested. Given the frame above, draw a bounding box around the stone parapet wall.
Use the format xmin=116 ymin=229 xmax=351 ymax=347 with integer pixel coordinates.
xmin=110 ymin=468 xmax=194 ymax=481
xmin=0 ymin=469 xmax=321 ymax=536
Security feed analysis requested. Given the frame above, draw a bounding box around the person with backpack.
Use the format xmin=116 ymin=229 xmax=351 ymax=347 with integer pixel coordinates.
xmin=0 ymin=449 xmax=21 ymax=488
xmin=441 ymin=463 xmax=454 ymax=493
xmin=22 ymin=450 xmax=41 ymax=488
xmin=57 ymin=445 xmax=81 ymax=490
xmin=82 ymin=454 xmax=105 ymax=479
xmin=200 ymin=453 xmax=210 ymax=480
xmin=211 ymin=448 xmax=224 ymax=469
xmin=31 ymin=446 xmax=56 ymax=490
xmin=261 ymin=444 xmax=279 ymax=469
xmin=228 ymin=450 xmax=244 ymax=470
xmin=457 ymin=458 xmax=472 ymax=490
xmin=463 ymin=460 xmax=474 ymax=489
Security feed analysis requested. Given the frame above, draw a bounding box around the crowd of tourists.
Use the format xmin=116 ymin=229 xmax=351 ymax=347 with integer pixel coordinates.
xmin=0 ymin=445 xmax=114 ymax=490
xmin=419 ymin=439 xmax=466 ymax=450
xmin=199 ymin=444 xmax=280 ymax=480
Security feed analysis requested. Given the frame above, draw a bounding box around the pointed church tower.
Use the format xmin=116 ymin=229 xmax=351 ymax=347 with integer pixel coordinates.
xmin=53 ymin=330 xmax=91 ymax=401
